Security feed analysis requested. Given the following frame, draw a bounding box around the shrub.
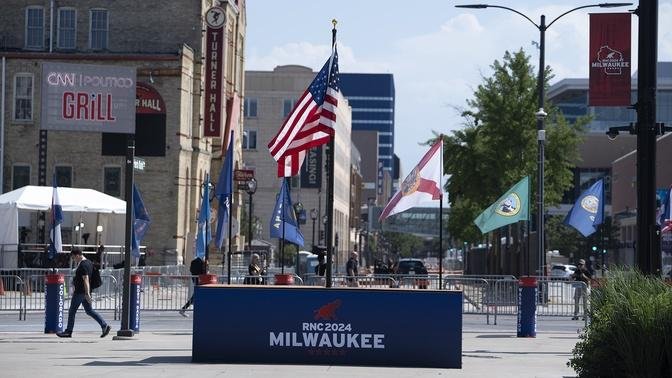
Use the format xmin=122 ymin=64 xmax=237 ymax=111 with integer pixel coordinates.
xmin=569 ymin=269 xmax=672 ymax=377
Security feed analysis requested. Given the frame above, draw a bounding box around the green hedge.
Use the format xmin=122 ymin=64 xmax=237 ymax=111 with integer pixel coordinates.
xmin=569 ymin=269 xmax=672 ymax=377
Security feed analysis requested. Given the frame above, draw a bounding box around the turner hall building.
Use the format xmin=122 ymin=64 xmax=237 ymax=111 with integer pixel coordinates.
xmin=0 ymin=0 xmax=247 ymax=266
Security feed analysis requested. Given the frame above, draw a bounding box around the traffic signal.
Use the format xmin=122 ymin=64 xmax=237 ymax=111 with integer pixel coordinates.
xmin=602 ymin=249 xmax=607 ymax=254
xmin=592 ymin=246 xmax=597 ymax=252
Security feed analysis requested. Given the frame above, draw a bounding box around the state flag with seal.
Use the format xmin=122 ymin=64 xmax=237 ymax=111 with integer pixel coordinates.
xmin=564 ymin=179 xmax=604 ymax=237
xmin=379 ymin=138 xmax=443 ymax=221
xmin=474 ymin=176 xmax=530 ymax=234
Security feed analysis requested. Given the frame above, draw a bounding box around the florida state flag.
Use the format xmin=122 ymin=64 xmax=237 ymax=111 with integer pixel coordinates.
xmin=589 ymin=13 xmax=631 ymax=106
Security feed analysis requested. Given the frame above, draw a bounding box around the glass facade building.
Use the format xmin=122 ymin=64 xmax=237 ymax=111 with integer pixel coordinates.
xmin=340 ymin=73 xmax=396 ymax=176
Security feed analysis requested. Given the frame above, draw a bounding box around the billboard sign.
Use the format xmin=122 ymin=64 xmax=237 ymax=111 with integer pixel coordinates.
xmin=588 ymin=13 xmax=631 ymax=107
xmin=41 ymin=62 xmax=136 ymax=133
xmin=203 ymin=6 xmax=226 ymax=137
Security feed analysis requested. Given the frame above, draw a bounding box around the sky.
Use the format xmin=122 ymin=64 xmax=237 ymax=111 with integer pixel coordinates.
xmin=245 ymin=1 xmax=672 ymax=180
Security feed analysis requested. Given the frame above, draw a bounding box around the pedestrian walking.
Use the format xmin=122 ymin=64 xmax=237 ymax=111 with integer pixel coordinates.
xmin=346 ymin=251 xmax=359 ymax=287
xmin=57 ymin=248 xmax=111 ymax=338
xmin=572 ymin=259 xmax=592 ymax=320
xmin=180 ymin=257 xmax=207 ymax=317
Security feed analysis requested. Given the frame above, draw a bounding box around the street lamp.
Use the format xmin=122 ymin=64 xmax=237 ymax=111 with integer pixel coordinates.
xmin=321 ymin=215 xmax=328 ymax=245
xmin=245 ymin=178 xmax=257 ymax=251
xmin=310 ymin=208 xmax=318 ymax=247
xmin=455 ymin=2 xmax=632 ymax=277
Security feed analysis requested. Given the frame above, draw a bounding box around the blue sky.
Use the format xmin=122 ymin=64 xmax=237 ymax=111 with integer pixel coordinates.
xmin=245 ymin=1 xmax=672 ymax=179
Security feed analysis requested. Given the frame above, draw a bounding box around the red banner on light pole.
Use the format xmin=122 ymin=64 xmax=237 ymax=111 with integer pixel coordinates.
xmin=589 ymin=13 xmax=631 ymax=107
xmin=204 ymin=6 xmax=226 ymax=137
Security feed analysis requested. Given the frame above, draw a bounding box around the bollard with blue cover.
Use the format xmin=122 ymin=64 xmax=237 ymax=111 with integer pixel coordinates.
xmin=44 ymin=273 xmax=65 ymax=334
xmin=129 ymin=274 xmax=142 ymax=333
xmin=517 ymin=276 xmax=537 ymax=337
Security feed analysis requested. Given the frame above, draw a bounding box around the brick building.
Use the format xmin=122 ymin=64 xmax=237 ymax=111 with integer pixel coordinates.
xmin=0 ymin=0 xmax=246 ymax=266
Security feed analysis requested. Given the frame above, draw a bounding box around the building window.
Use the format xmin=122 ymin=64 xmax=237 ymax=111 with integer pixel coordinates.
xmin=55 ymin=166 xmax=72 ymax=187
xmin=103 ymin=166 xmax=121 ymax=197
xmin=283 ymin=99 xmax=296 ymax=118
xmin=12 ymin=165 xmax=30 ymax=190
xmin=25 ymin=6 xmax=44 ymax=49
xmin=13 ymin=74 xmax=33 ymax=121
xmin=57 ymin=8 xmax=76 ymax=49
xmin=243 ymin=130 xmax=257 ymax=149
xmin=244 ymin=98 xmax=257 ymax=118
xmin=89 ymin=9 xmax=108 ymax=50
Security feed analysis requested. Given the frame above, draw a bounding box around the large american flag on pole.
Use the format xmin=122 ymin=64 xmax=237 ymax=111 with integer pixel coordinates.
xmin=268 ymin=46 xmax=340 ymax=177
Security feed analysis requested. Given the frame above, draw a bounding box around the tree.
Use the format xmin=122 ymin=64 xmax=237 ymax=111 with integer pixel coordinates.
xmin=380 ymin=231 xmax=424 ymax=258
xmin=443 ymin=49 xmax=586 ymax=244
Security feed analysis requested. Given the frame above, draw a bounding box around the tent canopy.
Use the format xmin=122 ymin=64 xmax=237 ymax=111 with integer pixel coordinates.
xmin=0 ymin=185 xmax=126 ymax=213
xmin=0 ymin=186 xmax=127 ymax=266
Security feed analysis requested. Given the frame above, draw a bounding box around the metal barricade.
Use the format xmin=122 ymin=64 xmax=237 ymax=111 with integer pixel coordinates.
xmin=0 ymin=274 xmax=26 ymax=320
xmin=536 ymin=279 xmax=589 ymax=326
xmin=443 ymin=277 xmax=489 ymax=318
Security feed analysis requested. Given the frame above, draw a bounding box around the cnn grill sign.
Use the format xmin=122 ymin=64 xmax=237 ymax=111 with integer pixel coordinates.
xmin=41 ymin=62 xmax=136 ymax=133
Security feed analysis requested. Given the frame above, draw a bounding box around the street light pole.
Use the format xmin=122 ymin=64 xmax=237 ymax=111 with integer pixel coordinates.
xmin=310 ymin=208 xmax=318 ymax=248
xmin=245 ymin=178 xmax=257 ymax=251
xmin=455 ymin=2 xmax=632 ymax=277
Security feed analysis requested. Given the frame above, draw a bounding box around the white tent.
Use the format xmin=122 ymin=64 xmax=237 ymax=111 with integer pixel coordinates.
xmin=0 ymin=186 xmax=126 ymax=267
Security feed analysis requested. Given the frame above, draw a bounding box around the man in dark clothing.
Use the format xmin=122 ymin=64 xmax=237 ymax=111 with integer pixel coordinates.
xmin=180 ymin=257 xmax=207 ymax=317
xmin=571 ymin=259 xmax=592 ymax=320
xmin=346 ymin=251 xmax=359 ymax=287
xmin=57 ymin=249 xmax=111 ymax=338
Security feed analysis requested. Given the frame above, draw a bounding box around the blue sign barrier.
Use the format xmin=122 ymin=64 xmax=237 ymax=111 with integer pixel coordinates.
xmin=130 ymin=274 xmax=141 ymax=332
xmin=44 ymin=274 xmax=64 ymax=334
xmin=192 ymin=286 xmax=462 ymax=368
xmin=517 ymin=277 xmax=537 ymax=337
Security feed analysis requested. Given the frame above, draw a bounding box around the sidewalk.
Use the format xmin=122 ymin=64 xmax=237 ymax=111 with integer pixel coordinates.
xmin=0 ymin=313 xmax=580 ymax=377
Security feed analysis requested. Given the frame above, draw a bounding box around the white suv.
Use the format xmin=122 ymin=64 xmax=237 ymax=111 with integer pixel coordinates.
xmin=550 ymin=264 xmax=577 ymax=278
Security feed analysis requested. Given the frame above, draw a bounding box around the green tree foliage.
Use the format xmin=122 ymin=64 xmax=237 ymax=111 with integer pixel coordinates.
xmin=443 ymin=49 xmax=585 ymax=243
xmin=381 ymin=231 xmax=424 ymax=258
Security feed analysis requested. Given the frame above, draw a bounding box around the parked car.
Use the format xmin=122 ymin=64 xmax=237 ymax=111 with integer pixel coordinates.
xmin=395 ymin=258 xmax=428 ymax=275
xmin=395 ymin=258 xmax=429 ymax=289
xmin=550 ymin=264 xmax=577 ymax=278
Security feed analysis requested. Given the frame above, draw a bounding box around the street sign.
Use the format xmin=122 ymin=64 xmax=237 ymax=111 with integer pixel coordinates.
xmin=133 ymin=157 xmax=146 ymax=171
xmin=234 ymin=169 xmax=254 ymax=182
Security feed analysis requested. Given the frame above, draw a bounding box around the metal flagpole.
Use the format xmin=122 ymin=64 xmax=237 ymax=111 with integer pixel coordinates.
xmin=439 ymin=135 xmax=444 ymax=290
xmin=325 ymin=20 xmax=337 ymax=288
xmin=226 ymin=191 xmax=233 ymax=284
xmin=281 ymin=178 xmax=286 ymax=274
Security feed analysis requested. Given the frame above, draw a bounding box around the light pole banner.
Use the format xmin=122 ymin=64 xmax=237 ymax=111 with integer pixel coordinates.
xmin=41 ymin=62 xmax=136 ymax=133
xmin=588 ymin=13 xmax=631 ymax=107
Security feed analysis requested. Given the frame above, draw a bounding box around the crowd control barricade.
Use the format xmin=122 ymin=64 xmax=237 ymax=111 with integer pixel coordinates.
xmin=535 ymin=278 xmax=589 ymax=326
xmin=0 ymin=274 xmax=26 ymax=320
xmin=443 ymin=277 xmax=489 ymax=319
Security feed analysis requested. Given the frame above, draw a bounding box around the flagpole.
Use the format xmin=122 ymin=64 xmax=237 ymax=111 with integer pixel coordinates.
xmin=439 ymin=135 xmax=444 ymax=290
xmin=281 ymin=178 xmax=287 ymax=274
xmin=325 ymin=20 xmax=337 ymax=288
xmin=226 ymin=191 xmax=233 ymax=284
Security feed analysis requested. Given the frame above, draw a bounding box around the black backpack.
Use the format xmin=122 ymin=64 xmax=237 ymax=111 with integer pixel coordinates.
xmin=190 ymin=257 xmax=204 ymax=276
xmin=90 ymin=262 xmax=102 ymax=290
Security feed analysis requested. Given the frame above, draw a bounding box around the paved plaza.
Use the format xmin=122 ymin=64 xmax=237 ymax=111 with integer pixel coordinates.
xmin=0 ymin=312 xmax=581 ymax=377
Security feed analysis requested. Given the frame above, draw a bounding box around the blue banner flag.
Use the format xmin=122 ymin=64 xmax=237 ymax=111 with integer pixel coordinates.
xmin=47 ymin=176 xmax=63 ymax=260
xmin=269 ymin=179 xmax=304 ymax=246
xmin=196 ymin=174 xmax=212 ymax=259
xmin=215 ymin=131 xmax=234 ymax=248
xmin=131 ymin=184 xmax=151 ymax=258
xmin=564 ymin=179 xmax=604 ymax=237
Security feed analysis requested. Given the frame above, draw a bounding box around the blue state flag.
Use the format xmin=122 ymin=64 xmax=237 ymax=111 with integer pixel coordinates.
xmin=564 ymin=179 xmax=604 ymax=237
xmin=215 ymin=131 xmax=234 ymax=248
xmin=195 ymin=174 xmax=212 ymax=259
xmin=47 ymin=177 xmax=63 ymax=260
xmin=269 ymin=179 xmax=304 ymax=246
xmin=131 ymin=184 xmax=151 ymax=258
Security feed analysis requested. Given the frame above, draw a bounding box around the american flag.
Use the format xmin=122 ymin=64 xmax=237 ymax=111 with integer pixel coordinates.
xmin=268 ymin=47 xmax=339 ymax=177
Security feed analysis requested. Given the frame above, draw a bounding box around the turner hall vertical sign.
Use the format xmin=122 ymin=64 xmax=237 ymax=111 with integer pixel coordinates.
xmin=204 ymin=6 xmax=226 ymax=137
